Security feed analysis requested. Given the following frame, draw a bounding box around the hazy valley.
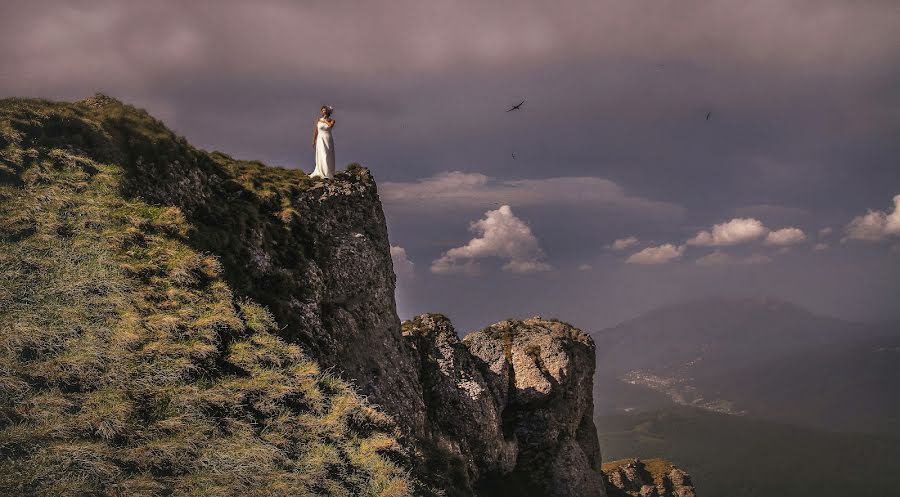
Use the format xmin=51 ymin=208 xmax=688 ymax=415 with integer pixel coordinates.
xmin=592 ymin=297 xmax=900 ymax=495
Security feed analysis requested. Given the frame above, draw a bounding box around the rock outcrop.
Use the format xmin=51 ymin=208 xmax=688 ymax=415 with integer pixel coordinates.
xmin=602 ymin=459 xmax=696 ymax=497
xmin=403 ymin=314 xmax=606 ymax=497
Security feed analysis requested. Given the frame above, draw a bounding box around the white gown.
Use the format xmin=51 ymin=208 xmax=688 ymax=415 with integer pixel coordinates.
xmin=310 ymin=118 xmax=335 ymax=179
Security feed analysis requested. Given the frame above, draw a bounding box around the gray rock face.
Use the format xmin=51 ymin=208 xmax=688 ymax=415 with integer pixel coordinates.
xmin=464 ymin=317 xmax=608 ymax=497
xmin=283 ymin=171 xmax=428 ymax=434
xmin=405 ymin=314 xmax=608 ymax=497
xmin=402 ymin=314 xmax=518 ymax=493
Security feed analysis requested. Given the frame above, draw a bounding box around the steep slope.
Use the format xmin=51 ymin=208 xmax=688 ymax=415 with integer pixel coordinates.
xmin=0 ymin=95 xmax=611 ymax=497
xmin=0 ymin=97 xmax=414 ymax=496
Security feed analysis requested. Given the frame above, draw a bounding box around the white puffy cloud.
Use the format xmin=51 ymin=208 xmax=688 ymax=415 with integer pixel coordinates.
xmin=764 ymin=227 xmax=807 ymax=246
xmin=813 ymin=243 xmax=829 ymax=251
xmin=696 ymin=250 xmax=772 ymax=266
xmin=381 ymin=172 xmax=684 ymax=218
xmin=626 ymin=244 xmax=684 ymax=265
xmin=610 ymin=236 xmax=639 ymax=251
xmin=390 ymin=245 xmax=415 ymax=279
xmin=687 ymin=218 xmax=768 ymax=247
xmin=818 ymin=227 xmax=833 ymax=237
xmin=844 ymin=195 xmax=900 ymax=241
xmin=431 ymin=205 xmax=551 ymax=274
xmin=577 ymin=263 xmax=593 ymax=271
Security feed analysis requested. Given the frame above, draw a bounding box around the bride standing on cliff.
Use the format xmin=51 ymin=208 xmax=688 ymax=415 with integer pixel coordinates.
xmin=310 ymin=105 xmax=336 ymax=179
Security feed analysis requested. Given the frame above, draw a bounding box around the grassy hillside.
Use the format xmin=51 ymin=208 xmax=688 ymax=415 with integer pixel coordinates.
xmin=0 ymin=97 xmax=416 ymax=496
xmin=598 ymin=407 xmax=900 ymax=497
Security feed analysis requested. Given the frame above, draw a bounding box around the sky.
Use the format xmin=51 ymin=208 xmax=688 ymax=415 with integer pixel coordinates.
xmin=3 ymin=0 xmax=899 ymax=333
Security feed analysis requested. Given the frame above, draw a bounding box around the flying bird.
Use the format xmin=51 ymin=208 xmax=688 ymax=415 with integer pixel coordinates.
xmin=706 ymin=112 xmax=712 ymax=120
xmin=511 ymin=152 xmax=517 ymax=160
xmin=506 ymin=99 xmax=526 ymax=112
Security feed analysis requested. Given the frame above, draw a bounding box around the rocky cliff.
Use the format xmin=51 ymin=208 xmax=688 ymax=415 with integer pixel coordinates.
xmin=0 ymin=95 xmax=645 ymax=496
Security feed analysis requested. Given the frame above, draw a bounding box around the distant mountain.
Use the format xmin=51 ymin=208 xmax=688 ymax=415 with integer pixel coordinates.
xmin=597 ymin=407 xmax=900 ymax=497
xmin=591 ymin=297 xmax=900 ymax=431
xmin=594 ymin=296 xmax=886 ymax=376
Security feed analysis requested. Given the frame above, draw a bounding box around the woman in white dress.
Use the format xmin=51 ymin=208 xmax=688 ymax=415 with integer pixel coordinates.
xmin=310 ymin=105 xmax=336 ymax=179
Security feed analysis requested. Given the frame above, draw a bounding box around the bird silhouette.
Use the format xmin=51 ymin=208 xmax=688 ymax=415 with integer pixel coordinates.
xmin=506 ymin=99 xmax=526 ymax=112
xmin=511 ymin=152 xmax=517 ymax=160
xmin=706 ymin=112 xmax=712 ymax=120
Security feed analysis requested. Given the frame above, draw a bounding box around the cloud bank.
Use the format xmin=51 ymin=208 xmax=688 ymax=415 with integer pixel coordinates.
xmin=627 ymin=217 xmax=807 ymax=265
xmin=381 ymin=172 xmax=684 ymax=218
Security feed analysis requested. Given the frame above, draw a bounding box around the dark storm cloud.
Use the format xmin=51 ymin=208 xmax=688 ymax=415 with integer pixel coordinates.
xmin=3 ymin=0 xmax=899 ymax=328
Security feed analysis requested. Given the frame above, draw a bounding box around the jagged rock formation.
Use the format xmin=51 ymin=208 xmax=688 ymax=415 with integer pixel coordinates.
xmin=602 ymin=459 xmax=696 ymax=497
xmin=403 ymin=314 xmax=606 ymax=497
xmin=0 ymin=95 xmax=615 ymax=497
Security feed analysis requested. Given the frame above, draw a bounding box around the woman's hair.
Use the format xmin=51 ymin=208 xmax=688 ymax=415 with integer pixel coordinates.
xmin=320 ymin=105 xmax=334 ymax=116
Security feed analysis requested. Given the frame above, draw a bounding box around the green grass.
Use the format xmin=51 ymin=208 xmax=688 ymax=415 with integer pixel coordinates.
xmin=0 ymin=96 xmax=418 ymax=496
